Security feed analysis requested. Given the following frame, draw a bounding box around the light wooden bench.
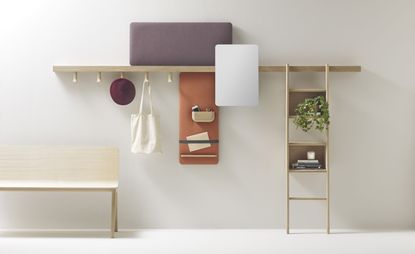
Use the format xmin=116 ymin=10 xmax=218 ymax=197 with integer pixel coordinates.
xmin=0 ymin=145 xmax=119 ymax=238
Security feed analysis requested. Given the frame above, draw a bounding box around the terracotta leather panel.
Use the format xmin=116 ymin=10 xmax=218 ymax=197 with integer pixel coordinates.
xmin=179 ymin=73 xmax=219 ymax=164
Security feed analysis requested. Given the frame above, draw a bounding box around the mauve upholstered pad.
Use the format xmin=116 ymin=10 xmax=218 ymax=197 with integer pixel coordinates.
xmin=130 ymin=22 xmax=232 ymax=66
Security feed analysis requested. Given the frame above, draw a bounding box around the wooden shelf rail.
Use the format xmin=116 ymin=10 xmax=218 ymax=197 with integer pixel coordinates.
xmin=53 ymin=65 xmax=361 ymax=73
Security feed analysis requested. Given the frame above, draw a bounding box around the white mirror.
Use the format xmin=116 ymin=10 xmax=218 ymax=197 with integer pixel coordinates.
xmin=215 ymin=44 xmax=258 ymax=106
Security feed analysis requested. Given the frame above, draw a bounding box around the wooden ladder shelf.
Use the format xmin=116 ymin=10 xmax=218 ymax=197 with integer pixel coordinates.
xmin=285 ymin=64 xmax=331 ymax=234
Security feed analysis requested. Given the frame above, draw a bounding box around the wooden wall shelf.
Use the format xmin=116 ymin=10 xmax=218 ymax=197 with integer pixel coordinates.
xmin=288 ymin=144 xmax=326 ymax=169
xmin=288 ymin=91 xmax=326 ymax=116
xmin=53 ymin=65 xmax=361 ymax=73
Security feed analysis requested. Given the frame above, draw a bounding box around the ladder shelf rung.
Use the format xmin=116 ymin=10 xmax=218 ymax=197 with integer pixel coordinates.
xmin=289 ymin=197 xmax=327 ymax=201
xmin=288 ymin=141 xmax=326 ymax=146
xmin=289 ymin=88 xmax=326 ymax=93
xmin=289 ymin=169 xmax=327 ymax=173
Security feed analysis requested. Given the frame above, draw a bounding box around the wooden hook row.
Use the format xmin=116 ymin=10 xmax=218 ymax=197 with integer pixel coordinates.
xmin=70 ymin=72 xmax=174 ymax=84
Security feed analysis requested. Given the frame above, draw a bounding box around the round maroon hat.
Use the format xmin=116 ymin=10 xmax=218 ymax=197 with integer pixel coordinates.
xmin=110 ymin=78 xmax=136 ymax=105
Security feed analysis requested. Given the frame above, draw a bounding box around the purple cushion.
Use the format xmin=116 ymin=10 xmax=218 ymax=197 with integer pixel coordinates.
xmin=130 ymin=22 xmax=232 ymax=66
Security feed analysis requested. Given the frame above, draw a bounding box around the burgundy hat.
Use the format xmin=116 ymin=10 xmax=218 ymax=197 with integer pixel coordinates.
xmin=110 ymin=78 xmax=136 ymax=105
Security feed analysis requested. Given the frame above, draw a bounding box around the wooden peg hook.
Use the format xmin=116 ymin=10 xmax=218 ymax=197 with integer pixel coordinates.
xmin=167 ymin=72 xmax=173 ymax=83
xmin=72 ymin=72 xmax=78 ymax=83
xmin=96 ymin=72 xmax=101 ymax=83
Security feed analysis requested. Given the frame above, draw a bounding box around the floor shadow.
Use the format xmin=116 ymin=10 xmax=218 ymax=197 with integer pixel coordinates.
xmin=0 ymin=230 xmax=140 ymax=239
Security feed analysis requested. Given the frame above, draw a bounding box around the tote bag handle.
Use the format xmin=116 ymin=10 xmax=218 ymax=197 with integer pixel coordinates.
xmin=138 ymin=79 xmax=153 ymax=115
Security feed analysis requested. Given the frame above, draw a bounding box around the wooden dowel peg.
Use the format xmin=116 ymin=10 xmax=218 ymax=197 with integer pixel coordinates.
xmin=120 ymin=72 xmax=124 ymax=79
xmin=72 ymin=72 xmax=78 ymax=83
xmin=96 ymin=72 xmax=101 ymax=83
xmin=167 ymin=72 xmax=173 ymax=83
xmin=144 ymin=72 xmax=149 ymax=82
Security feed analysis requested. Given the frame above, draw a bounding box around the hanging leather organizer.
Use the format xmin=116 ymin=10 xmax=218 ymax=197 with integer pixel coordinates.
xmin=179 ymin=73 xmax=219 ymax=164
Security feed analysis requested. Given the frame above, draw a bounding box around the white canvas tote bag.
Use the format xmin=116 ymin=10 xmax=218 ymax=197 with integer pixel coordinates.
xmin=131 ymin=80 xmax=162 ymax=154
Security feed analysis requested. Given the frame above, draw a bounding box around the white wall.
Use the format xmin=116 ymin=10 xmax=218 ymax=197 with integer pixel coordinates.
xmin=0 ymin=0 xmax=414 ymax=230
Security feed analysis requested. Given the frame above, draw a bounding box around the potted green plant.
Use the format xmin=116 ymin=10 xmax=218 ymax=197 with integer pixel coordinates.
xmin=293 ymin=96 xmax=330 ymax=132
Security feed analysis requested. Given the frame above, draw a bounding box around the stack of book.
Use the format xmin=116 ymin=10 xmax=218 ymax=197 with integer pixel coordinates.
xmin=292 ymin=159 xmax=322 ymax=169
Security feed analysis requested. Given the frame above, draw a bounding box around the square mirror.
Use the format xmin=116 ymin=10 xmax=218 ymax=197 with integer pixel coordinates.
xmin=215 ymin=44 xmax=258 ymax=106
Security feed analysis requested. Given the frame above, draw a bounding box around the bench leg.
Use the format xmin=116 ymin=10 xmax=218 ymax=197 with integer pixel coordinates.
xmin=111 ymin=189 xmax=118 ymax=238
xmin=115 ymin=190 xmax=118 ymax=232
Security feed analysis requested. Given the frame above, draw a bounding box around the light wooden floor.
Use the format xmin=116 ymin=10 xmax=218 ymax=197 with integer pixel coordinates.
xmin=0 ymin=229 xmax=414 ymax=254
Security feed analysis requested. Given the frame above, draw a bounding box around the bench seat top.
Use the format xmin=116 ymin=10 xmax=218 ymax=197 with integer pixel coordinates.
xmin=0 ymin=180 xmax=118 ymax=190
xmin=0 ymin=145 xmax=119 ymax=190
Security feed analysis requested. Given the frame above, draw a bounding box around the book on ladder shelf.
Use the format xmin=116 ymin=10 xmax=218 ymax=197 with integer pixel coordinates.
xmin=292 ymin=159 xmax=322 ymax=169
